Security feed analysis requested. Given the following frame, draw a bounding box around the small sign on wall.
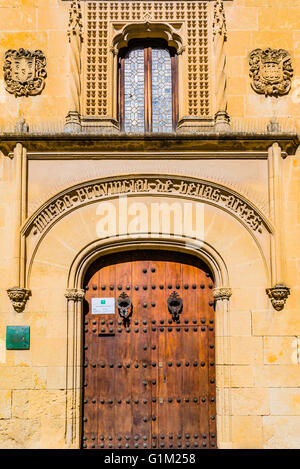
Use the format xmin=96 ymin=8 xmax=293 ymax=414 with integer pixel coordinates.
xmin=91 ymin=298 xmax=115 ymax=315
xmin=6 ymin=326 xmax=30 ymax=350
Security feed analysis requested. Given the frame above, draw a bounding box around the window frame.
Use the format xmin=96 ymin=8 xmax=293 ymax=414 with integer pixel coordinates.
xmin=118 ymin=39 xmax=178 ymax=133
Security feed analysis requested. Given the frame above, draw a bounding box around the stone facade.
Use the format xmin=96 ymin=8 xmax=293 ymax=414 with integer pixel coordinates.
xmin=0 ymin=0 xmax=299 ymax=450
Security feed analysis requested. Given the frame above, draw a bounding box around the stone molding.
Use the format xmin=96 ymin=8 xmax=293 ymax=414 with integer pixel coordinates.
xmin=249 ymin=48 xmax=293 ymax=97
xmin=65 ymin=288 xmax=85 ymax=302
xmin=213 ymin=287 xmax=232 ymax=301
xmin=7 ymin=287 xmax=31 ymax=313
xmin=112 ymin=21 xmax=183 ymax=52
xmin=0 ymin=135 xmax=298 ymax=157
xmin=266 ymin=283 xmax=290 ymax=311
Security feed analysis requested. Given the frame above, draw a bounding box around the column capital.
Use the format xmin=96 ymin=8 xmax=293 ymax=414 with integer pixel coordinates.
xmin=213 ymin=287 xmax=232 ymax=301
xmin=65 ymin=288 xmax=85 ymax=302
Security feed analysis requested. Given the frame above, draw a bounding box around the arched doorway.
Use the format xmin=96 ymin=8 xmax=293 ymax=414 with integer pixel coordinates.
xmin=81 ymin=249 xmax=216 ymax=449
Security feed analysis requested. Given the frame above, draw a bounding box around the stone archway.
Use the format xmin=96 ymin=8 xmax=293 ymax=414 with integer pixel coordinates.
xmin=81 ymin=248 xmax=217 ymax=449
xmin=24 ymin=177 xmax=270 ymax=448
xmin=64 ymin=236 xmax=232 ymax=449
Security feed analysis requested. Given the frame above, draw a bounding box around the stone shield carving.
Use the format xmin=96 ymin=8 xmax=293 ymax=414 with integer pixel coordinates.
xmin=249 ymin=48 xmax=293 ymax=97
xmin=3 ymin=48 xmax=47 ymax=97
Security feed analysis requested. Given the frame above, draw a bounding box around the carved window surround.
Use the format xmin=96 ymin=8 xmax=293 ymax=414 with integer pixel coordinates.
xmin=80 ymin=1 xmax=213 ymax=133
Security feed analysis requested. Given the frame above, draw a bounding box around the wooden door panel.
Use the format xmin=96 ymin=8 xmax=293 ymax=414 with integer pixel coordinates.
xmin=182 ymin=328 xmax=208 ymax=397
xmin=82 ymin=250 xmax=216 ymax=449
xmin=181 ymin=262 xmax=198 ymax=321
xmin=156 ymin=400 xmax=182 ymax=448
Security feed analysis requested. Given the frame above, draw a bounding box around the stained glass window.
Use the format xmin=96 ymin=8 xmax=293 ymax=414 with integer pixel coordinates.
xmin=124 ymin=47 xmax=145 ymax=133
xmin=152 ymin=48 xmax=173 ymax=133
xmin=119 ymin=41 xmax=178 ymax=133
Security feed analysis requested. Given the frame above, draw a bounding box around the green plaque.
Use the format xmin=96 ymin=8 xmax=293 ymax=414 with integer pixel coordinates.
xmin=6 ymin=326 xmax=30 ymax=350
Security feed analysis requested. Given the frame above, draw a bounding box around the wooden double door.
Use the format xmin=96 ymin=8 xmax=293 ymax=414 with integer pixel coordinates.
xmin=82 ymin=250 xmax=216 ymax=449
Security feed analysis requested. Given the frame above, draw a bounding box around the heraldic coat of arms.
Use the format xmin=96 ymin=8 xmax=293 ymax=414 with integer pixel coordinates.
xmin=249 ymin=48 xmax=293 ymax=97
xmin=3 ymin=48 xmax=47 ymax=97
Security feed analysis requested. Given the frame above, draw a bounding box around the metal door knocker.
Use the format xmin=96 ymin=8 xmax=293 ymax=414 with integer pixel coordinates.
xmin=167 ymin=291 xmax=183 ymax=321
xmin=117 ymin=292 xmax=132 ymax=320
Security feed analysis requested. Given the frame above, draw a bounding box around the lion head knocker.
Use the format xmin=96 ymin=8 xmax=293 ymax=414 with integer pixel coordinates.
xmin=117 ymin=292 xmax=132 ymax=322
xmin=167 ymin=291 xmax=183 ymax=321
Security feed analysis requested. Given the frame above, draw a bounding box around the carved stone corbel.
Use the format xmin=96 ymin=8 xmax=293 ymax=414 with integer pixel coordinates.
xmin=7 ymin=287 xmax=31 ymax=313
xmin=213 ymin=287 xmax=232 ymax=301
xmin=266 ymin=283 xmax=290 ymax=311
xmin=65 ymin=288 xmax=85 ymax=302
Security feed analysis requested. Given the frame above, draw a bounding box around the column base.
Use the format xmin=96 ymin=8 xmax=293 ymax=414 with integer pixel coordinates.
xmin=176 ymin=116 xmax=215 ymax=133
xmin=65 ymin=111 xmax=82 ymax=133
xmin=267 ymin=118 xmax=281 ymax=133
xmin=214 ymin=111 xmax=231 ymax=132
xmin=80 ymin=116 xmax=120 ymax=134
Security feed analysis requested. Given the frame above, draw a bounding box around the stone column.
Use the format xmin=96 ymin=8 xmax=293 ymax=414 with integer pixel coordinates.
xmin=213 ymin=287 xmax=232 ymax=448
xmin=65 ymin=0 xmax=83 ymax=133
xmin=7 ymin=143 xmax=31 ymax=313
xmin=213 ymin=0 xmax=230 ymax=131
xmin=65 ymin=288 xmax=85 ymax=446
xmin=266 ymin=143 xmax=290 ymax=310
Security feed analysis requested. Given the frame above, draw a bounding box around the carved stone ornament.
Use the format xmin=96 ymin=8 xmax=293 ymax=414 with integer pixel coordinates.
xmin=7 ymin=287 xmax=31 ymax=313
xmin=167 ymin=291 xmax=183 ymax=321
xmin=213 ymin=0 xmax=227 ymax=40
xmin=65 ymin=288 xmax=85 ymax=302
xmin=3 ymin=48 xmax=47 ymax=97
xmin=68 ymin=0 xmax=83 ymax=43
xmin=249 ymin=48 xmax=293 ymax=97
xmin=213 ymin=287 xmax=232 ymax=301
xmin=117 ymin=292 xmax=132 ymax=320
xmin=14 ymin=117 xmax=29 ymax=133
xmin=266 ymin=283 xmax=290 ymax=311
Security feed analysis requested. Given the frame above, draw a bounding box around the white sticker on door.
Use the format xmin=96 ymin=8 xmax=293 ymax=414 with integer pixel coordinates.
xmin=91 ymin=297 xmax=115 ymax=315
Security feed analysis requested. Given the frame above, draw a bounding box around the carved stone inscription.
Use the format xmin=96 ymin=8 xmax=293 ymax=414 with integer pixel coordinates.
xmin=30 ymin=177 xmax=264 ymax=236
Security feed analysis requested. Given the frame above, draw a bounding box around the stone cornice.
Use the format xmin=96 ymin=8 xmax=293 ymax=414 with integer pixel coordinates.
xmin=0 ymin=133 xmax=298 ymax=156
xmin=25 ymin=150 xmax=271 ymax=160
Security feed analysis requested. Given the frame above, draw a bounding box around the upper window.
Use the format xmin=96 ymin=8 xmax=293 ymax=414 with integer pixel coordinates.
xmin=118 ymin=40 xmax=178 ymax=133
